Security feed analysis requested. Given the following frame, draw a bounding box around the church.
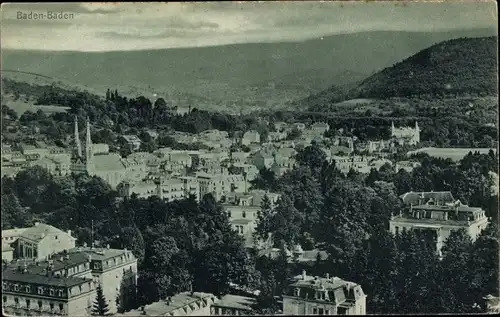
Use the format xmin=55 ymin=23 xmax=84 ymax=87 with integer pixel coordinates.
xmin=71 ymin=117 xmax=148 ymax=189
xmin=391 ymin=121 xmax=421 ymax=146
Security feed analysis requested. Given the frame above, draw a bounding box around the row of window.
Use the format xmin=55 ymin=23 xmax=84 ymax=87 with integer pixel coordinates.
xmin=293 ymin=288 xmax=327 ymax=301
xmin=3 ymin=296 xmax=64 ymax=312
xmin=4 ymin=282 xmax=73 ymax=298
xmin=312 ymin=308 xmax=331 ymax=315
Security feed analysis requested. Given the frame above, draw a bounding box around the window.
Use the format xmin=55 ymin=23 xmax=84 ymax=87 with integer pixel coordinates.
xmin=26 ymin=299 xmax=30 ymax=308
xmin=293 ymin=288 xmax=300 ymax=297
xmin=325 ymin=310 xmax=330 ymax=315
xmin=395 ymin=226 xmax=399 ymax=235
xmin=3 ymin=296 xmax=6 ymax=303
xmin=59 ymin=303 xmax=64 ymax=312
xmin=242 ymin=211 xmax=246 ymax=218
xmin=38 ymin=287 xmax=43 ymax=295
xmin=50 ymin=303 xmax=54 ymax=311
xmin=14 ymin=297 xmax=19 ymax=306
xmin=25 ymin=286 xmax=31 ymax=293
xmin=319 ymin=308 xmax=324 ymax=315
xmin=38 ymin=301 xmax=43 ymax=310
xmin=14 ymin=284 xmax=19 ymax=291
xmin=55 ymin=235 xmax=58 ymax=240
xmin=58 ymin=290 xmax=63 ymax=297
xmin=49 ymin=289 xmax=54 ymax=296
xmin=313 ymin=308 xmax=318 ymax=314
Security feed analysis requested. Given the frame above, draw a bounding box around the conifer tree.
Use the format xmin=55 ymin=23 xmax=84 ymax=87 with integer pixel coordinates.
xmin=92 ymin=284 xmax=110 ymax=316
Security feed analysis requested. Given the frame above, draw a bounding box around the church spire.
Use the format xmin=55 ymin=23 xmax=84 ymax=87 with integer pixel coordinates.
xmin=74 ymin=115 xmax=82 ymax=158
xmin=85 ymin=117 xmax=93 ymax=164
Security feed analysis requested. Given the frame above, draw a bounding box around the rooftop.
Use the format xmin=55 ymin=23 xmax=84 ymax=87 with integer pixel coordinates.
xmin=2 ymin=267 xmax=92 ymax=288
xmin=19 ymin=223 xmax=73 ymax=243
xmin=118 ymin=292 xmax=216 ymax=316
xmin=400 ymin=191 xmax=455 ymax=205
xmin=67 ymin=246 xmax=134 ymax=262
xmin=230 ymin=219 xmax=253 ymax=225
xmin=390 ymin=215 xmax=484 ymax=227
xmin=212 ymin=294 xmax=255 ymax=311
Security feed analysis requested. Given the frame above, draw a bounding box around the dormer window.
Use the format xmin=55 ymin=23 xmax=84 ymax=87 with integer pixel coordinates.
xmin=38 ymin=287 xmax=43 ymax=295
xmin=14 ymin=284 xmax=19 ymax=291
xmin=58 ymin=290 xmax=63 ymax=297
xmin=25 ymin=286 xmax=31 ymax=293
xmin=49 ymin=289 xmax=54 ymax=296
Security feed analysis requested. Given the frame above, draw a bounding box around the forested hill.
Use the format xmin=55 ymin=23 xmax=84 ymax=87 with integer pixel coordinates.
xmin=356 ymin=36 xmax=498 ymax=98
xmin=301 ymin=36 xmax=498 ymax=110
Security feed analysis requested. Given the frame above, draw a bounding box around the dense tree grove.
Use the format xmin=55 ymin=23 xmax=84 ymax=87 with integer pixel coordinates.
xmin=251 ymin=145 xmax=498 ymax=313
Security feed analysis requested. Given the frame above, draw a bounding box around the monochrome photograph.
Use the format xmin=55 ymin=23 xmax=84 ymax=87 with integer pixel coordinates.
xmin=0 ymin=1 xmax=498 ymax=315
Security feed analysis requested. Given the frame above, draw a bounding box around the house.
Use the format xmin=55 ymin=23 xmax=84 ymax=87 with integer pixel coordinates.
xmin=390 ymin=191 xmax=489 ymax=256
xmin=267 ymin=131 xmax=287 ymax=142
xmin=311 ymin=122 xmax=330 ymax=134
xmin=119 ymin=135 xmax=142 ymax=151
xmin=211 ymin=294 xmax=256 ymax=315
xmin=395 ymin=161 xmax=421 ymax=173
xmin=231 ymin=163 xmax=259 ymax=181
xmin=224 ymin=191 xmax=280 ymax=248
xmin=117 ymin=292 xmax=216 ymax=316
xmin=2 ymin=264 xmax=96 ymax=316
xmin=283 ymin=270 xmax=367 ymax=315
xmin=230 ymin=151 xmax=250 ymax=164
xmin=241 ymin=130 xmax=260 ymax=146
xmin=196 ymin=172 xmax=247 ymax=201
xmin=250 ymin=151 xmax=274 ymax=170
xmin=292 ymin=123 xmax=306 ymax=131
xmin=273 ymin=121 xmax=289 ymax=132
xmin=270 ymin=156 xmax=297 ymax=177
xmin=67 ymin=246 xmax=138 ymax=314
xmin=9 ymin=223 xmax=76 ymax=261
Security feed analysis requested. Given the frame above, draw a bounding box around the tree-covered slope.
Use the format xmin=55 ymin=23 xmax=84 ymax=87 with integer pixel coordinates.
xmin=301 ymin=36 xmax=498 ymax=111
xmin=356 ymin=36 xmax=498 ymax=98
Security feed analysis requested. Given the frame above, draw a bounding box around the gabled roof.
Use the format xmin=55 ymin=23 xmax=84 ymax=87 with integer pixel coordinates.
xmin=400 ymin=191 xmax=455 ymax=205
xmin=19 ymin=223 xmax=73 ymax=243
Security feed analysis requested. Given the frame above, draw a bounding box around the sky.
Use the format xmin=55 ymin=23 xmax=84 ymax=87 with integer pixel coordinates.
xmin=1 ymin=1 xmax=497 ymax=52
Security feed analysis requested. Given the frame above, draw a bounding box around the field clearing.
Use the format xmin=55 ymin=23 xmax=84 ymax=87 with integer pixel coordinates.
xmin=2 ymin=94 xmax=70 ymax=114
xmin=408 ymin=147 xmax=497 ymax=161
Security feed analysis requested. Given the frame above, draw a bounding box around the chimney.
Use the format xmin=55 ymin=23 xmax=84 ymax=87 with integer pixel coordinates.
xmin=67 ymin=230 xmax=72 ymax=237
xmin=326 ymin=273 xmax=330 ymax=280
xmin=83 ymin=242 xmax=88 ymax=248
xmin=106 ymin=244 xmax=110 ymax=249
xmin=302 ymin=270 xmax=307 ymax=280
xmin=34 ymin=222 xmax=40 ymax=226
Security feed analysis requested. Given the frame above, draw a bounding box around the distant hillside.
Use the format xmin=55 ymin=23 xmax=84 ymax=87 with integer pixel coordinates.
xmin=302 ymin=35 xmax=498 ymax=111
xmin=2 ymin=29 xmax=496 ymax=110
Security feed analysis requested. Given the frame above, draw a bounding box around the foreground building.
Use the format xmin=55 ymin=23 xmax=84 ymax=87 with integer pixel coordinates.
xmin=2 ymin=260 xmax=96 ymax=316
xmin=390 ymin=191 xmax=489 ymax=255
xmin=1 ymin=244 xmax=137 ymax=316
xmin=2 ymin=222 xmax=76 ymax=262
xmin=283 ymin=270 xmax=367 ymax=315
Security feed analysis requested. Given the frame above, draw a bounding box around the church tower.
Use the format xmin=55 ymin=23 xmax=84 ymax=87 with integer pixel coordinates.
xmin=391 ymin=121 xmax=396 ymax=137
xmin=85 ymin=117 xmax=94 ymax=172
xmin=74 ymin=115 xmax=82 ymax=158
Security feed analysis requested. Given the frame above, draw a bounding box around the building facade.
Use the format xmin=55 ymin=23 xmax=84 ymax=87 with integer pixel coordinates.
xmin=390 ymin=191 xmax=489 ymax=255
xmin=283 ymin=271 xmax=367 ymax=315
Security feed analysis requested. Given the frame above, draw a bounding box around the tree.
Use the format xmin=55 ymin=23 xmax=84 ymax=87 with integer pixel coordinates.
xmin=92 ymin=284 xmax=110 ymax=316
xmin=250 ymin=168 xmax=277 ymax=191
xmin=254 ymin=195 xmax=273 ymax=243
xmin=295 ymin=143 xmax=327 ymax=177
xmin=435 ymin=228 xmax=475 ymax=313
xmin=269 ymin=196 xmax=303 ymax=248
